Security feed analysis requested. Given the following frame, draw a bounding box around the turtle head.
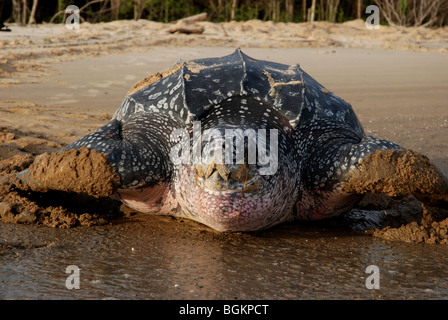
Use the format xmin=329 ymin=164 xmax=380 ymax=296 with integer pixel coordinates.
xmin=172 ymin=98 xmax=299 ymax=231
xmin=190 ymin=122 xmax=279 ymax=192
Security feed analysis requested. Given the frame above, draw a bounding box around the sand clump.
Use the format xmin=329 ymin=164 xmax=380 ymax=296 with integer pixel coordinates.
xmin=0 ymin=145 xmax=124 ymax=228
xmin=343 ymin=149 xmax=448 ymax=203
xmin=0 ymin=174 xmax=122 ymax=228
xmin=20 ymin=146 xmax=121 ymax=198
xmin=373 ymin=204 xmax=448 ymax=244
xmin=127 ymin=63 xmax=184 ymax=95
xmin=0 ymin=128 xmax=39 ymax=177
xmin=0 ymin=153 xmax=34 ymax=177
xmin=343 ymin=149 xmax=448 ymax=243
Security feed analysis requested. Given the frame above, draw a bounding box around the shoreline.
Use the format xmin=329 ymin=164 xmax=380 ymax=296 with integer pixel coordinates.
xmin=1 ymin=19 xmax=447 ymax=86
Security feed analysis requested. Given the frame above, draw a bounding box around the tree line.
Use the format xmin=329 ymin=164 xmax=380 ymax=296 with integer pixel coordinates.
xmin=5 ymin=0 xmax=448 ymax=27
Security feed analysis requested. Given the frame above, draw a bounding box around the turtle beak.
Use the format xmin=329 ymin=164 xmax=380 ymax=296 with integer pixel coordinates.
xmin=190 ymin=123 xmax=278 ymax=193
xmin=194 ymin=162 xmax=263 ymax=193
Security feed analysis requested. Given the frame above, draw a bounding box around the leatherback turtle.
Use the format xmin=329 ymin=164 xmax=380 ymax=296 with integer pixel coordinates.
xmin=20 ymin=49 xmax=448 ymax=231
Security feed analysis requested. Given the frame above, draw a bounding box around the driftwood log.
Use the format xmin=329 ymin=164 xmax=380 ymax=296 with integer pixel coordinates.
xmin=168 ymin=12 xmax=207 ymax=35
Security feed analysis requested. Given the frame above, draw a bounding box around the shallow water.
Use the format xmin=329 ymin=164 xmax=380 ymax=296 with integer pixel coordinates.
xmin=1 ymin=215 xmax=448 ymax=300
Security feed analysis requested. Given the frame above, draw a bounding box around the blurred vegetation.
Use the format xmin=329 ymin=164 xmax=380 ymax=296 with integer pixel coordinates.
xmin=4 ymin=0 xmax=448 ymax=27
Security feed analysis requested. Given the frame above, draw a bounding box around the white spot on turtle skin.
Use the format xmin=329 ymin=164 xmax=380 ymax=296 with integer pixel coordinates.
xmin=135 ymin=103 xmax=145 ymax=113
xmin=212 ymin=90 xmax=223 ymax=96
xmin=147 ymin=92 xmax=162 ymax=100
xmin=142 ymin=86 xmax=156 ymax=95
xmin=169 ymin=93 xmax=180 ymax=109
xmin=161 ymin=77 xmax=170 ymax=85
xmin=192 ymin=88 xmax=207 ymax=93
xmin=157 ymin=97 xmax=168 ymax=109
xmin=170 ymin=80 xmax=183 ymax=95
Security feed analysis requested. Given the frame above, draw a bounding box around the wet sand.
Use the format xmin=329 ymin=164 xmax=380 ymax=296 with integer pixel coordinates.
xmin=3 ymin=214 xmax=448 ymax=300
xmin=1 ymin=20 xmax=448 ymax=299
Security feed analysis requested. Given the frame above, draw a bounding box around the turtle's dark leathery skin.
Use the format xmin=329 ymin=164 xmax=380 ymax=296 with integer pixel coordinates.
xmin=62 ymin=49 xmax=404 ymax=231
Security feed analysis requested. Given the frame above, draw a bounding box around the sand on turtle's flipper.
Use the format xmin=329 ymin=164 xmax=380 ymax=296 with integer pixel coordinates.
xmin=127 ymin=63 xmax=184 ymax=96
xmin=342 ymin=149 xmax=448 ymax=243
xmin=19 ymin=146 xmax=121 ymax=198
xmin=343 ymin=149 xmax=448 ymax=206
xmin=372 ymin=203 xmax=448 ymax=244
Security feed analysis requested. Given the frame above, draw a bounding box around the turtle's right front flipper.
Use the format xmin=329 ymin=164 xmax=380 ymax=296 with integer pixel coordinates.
xmin=19 ymin=113 xmax=179 ymax=201
xmin=63 ymin=114 xmax=178 ymax=190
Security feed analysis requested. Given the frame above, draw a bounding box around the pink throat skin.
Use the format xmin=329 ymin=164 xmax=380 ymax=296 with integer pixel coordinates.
xmin=116 ymin=183 xmax=176 ymax=214
xmin=115 ymin=173 xmax=297 ymax=232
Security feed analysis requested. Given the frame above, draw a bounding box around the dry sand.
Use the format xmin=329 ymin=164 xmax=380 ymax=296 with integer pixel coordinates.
xmin=1 ymin=19 xmax=447 ymax=88
xmin=0 ymin=19 xmax=447 ymax=242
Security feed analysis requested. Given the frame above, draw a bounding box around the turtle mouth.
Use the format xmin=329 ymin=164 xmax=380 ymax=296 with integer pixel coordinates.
xmin=193 ymin=164 xmax=265 ymax=193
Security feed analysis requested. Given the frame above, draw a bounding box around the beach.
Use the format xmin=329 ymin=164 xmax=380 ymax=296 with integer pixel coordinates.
xmin=1 ymin=19 xmax=448 ymax=299
xmin=1 ymin=19 xmax=447 ymax=164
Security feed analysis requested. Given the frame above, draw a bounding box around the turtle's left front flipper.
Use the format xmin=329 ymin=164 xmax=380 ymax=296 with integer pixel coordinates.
xmin=343 ymin=149 xmax=448 ymax=207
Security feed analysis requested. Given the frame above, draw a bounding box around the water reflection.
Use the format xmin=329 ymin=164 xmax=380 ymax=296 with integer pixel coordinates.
xmin=1 ymin=216 xmax=448 ymax=299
